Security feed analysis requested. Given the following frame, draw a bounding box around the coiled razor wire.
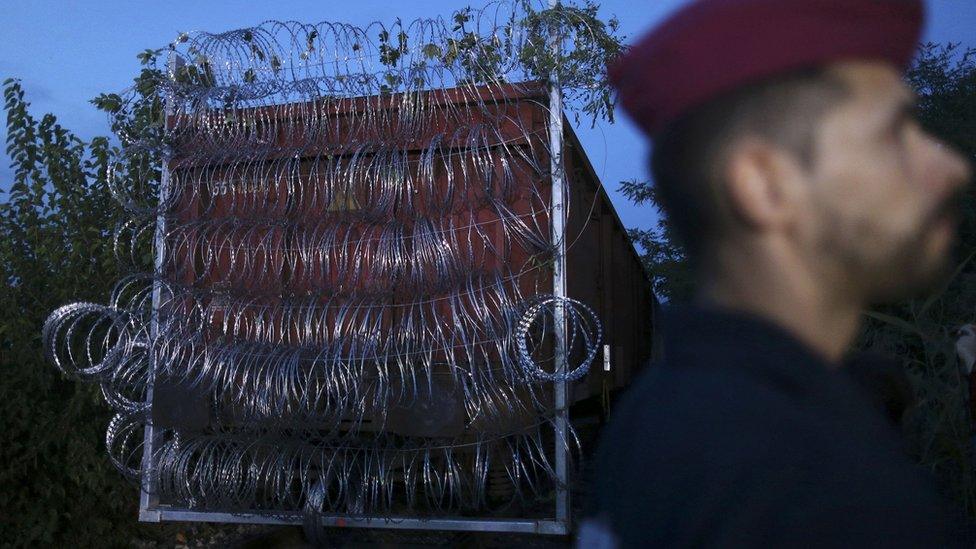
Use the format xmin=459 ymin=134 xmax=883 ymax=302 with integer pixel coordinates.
xmin=42 ymin=0 xmax=610 ymax=520
xmin=517 ymin=296 xmax=602 ymax=382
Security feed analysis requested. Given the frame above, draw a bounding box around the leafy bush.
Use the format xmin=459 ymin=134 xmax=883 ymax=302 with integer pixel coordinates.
xmin=0 ymin=54 xmax=176 ymax=546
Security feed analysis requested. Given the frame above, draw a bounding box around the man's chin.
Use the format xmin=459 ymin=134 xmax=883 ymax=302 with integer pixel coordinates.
xmin=869 ymin=252 xmax=954 ymax=304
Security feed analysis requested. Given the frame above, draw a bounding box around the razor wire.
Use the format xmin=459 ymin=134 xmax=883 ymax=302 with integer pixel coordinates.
xmin=42 ymin=0 xmax=612 ymax=519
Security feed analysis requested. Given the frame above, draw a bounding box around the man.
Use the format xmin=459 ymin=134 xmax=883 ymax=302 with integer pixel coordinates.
xmin=583 ymin=0 xmax=974 ymax=546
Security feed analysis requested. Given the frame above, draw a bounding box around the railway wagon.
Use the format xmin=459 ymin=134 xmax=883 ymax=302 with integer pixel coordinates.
xmin=140 ymin=79 xmax=657 ymax=533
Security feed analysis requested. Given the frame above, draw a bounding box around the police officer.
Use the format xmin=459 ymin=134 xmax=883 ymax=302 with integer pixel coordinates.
xmin=583 ymin=0 xmax=975 ymax=546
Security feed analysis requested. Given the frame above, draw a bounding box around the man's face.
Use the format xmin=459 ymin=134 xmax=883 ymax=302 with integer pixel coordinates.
xmin=800 ymin=60 xmax=972 ymax=302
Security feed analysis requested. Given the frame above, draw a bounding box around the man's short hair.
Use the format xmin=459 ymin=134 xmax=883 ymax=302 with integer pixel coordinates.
xmin=650 ymin=67 xmax=850 ymax=259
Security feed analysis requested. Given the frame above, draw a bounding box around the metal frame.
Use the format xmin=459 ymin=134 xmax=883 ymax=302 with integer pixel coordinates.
xmin=138 ymin=8 xmax=574 ymax=530
xmin=140 ymin=508 xmax=568 ymax=535
xmin=137 ymin=52 xmax=175 ymax=521
xmin=547 ymin=0 xmax=572 ymax=527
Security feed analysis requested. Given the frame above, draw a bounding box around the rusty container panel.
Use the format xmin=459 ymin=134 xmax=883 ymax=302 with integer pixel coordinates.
xmin=563 ymin=123 xmax=658 ymax=403
xmin=159 ymin=81 xmax=655 ymax=435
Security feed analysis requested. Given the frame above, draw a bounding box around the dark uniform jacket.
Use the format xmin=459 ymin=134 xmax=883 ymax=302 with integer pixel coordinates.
xmin=584 ymin=304 xmax=973 ymax=547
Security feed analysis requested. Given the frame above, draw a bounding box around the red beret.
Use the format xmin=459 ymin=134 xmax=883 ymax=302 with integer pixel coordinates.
xmin=609 ymin=0 xmax=925 ymax=137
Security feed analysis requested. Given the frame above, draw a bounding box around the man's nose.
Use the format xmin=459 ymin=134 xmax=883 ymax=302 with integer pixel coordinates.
xmin=928 ymin=135 xmax=973 ymax=194
xmin=942 ymin=142 xmax=973 ymax=191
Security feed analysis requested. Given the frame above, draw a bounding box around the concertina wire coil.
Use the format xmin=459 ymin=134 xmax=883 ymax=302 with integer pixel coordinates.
xmin=42 ymin=0 xmax=607 ymax=519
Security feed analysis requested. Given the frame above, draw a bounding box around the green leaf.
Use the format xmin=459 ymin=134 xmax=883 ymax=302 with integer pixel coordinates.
xmin=422 ymin=43 xmax=442 ymax=59
xmin=863 ymin=310 xmax=929 ymax=341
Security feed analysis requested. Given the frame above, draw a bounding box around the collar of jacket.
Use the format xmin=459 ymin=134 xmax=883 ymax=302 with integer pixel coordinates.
xmin=658 ymin=302 xmax=871 ymax=408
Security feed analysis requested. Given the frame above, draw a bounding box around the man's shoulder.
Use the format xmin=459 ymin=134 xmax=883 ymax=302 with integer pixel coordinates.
xmin=607 ymin=358 xmax=810 ymax=443
xmin=588 ymin=359 xmax=969 ymax=548
xmin=588 ymin=361 xmax=822 ymax=544
xmin=592 ymin=359 xmax=819 ymax=500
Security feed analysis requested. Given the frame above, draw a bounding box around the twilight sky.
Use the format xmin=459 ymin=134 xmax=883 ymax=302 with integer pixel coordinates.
xmin=2 ymin=0 xmax=974 ymax=230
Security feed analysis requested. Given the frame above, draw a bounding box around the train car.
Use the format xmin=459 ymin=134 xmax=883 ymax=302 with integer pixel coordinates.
xmin=51 ymin=78 xmax=658 ymax=535
xmin=139 ymin=79 xmax=659 ymax=534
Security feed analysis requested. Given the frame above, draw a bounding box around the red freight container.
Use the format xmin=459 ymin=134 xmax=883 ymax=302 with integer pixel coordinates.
xmin=158 ymin=80 xmax=657 ymax=426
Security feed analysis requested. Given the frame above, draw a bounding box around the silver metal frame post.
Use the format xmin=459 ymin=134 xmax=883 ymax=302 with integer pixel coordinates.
xmin=139 ymin=51 xmax=175 ymax=523
xmin=547 ymin=0 xmax=571 ymax=532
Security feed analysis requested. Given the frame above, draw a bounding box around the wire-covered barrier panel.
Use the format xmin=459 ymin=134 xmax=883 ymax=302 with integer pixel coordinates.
xmin=42 ymin=0 xmax=614 ymax=526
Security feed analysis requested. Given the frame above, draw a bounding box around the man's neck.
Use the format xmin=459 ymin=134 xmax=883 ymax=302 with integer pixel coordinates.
xmin=697 ymin=244 xmax=864 ymax=365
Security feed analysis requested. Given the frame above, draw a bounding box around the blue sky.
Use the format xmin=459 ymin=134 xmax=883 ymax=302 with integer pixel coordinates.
xmin=2 ymin=0 xmax=974 ymax=231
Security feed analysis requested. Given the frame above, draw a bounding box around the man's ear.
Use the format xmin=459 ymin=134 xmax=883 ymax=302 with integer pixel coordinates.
xmin=721 ymin=137 xmax=805 ymax=232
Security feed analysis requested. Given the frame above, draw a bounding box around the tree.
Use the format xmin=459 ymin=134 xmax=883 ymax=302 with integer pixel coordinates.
xmin=618 ymin=178 xmax=694 ymax=301
xmin=0 ymin=55 xmax=178 ymax=545
xmin=622 ymin=42 xmax=976 ymax=516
